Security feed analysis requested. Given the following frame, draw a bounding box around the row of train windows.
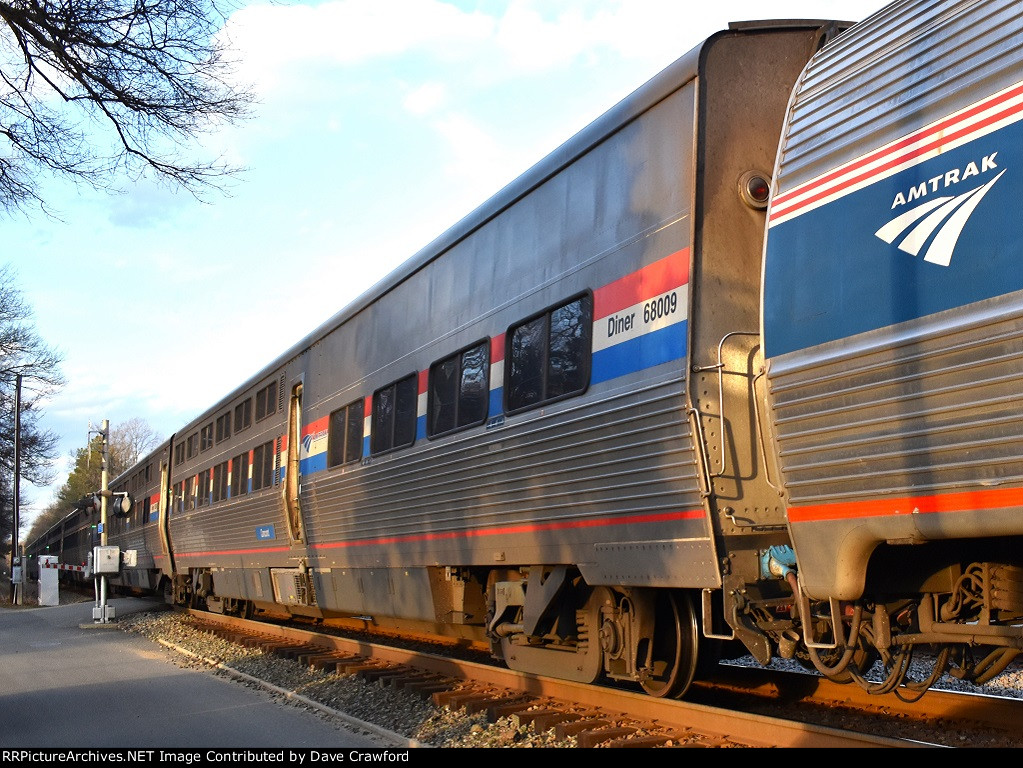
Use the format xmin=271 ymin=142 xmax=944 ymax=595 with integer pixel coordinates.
xmin=326 ymin=293 xmax=592 ymax=468
xmin=171 ymin=440 xmax=276 ymax=511
xmin=173 ymin=381 xmax=277 ymax=466
xmin=126 ymin=464 xmax=152 ymax=492
xmin=167 ymin=293 xmax=593 ymax=498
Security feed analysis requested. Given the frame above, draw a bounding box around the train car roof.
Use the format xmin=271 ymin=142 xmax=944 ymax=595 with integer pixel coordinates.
xmin=175 ymin=17 xmax=852 ymax=433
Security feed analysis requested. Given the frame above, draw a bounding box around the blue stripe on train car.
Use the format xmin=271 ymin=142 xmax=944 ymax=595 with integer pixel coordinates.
xmin=591 ymin=321 xmax=687 ymax=385
xmin=764 ymin=119 xmax=1023 ymax=358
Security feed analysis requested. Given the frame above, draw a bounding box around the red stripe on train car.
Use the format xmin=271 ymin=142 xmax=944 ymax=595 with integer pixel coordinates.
xmin=787 ymin=486 xmax=1023 ymax=523
xmin=311 ymin=508 xmax=706 ymax=550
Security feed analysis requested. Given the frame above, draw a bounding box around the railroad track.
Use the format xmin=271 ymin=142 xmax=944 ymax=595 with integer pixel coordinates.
xmin=697 ymin=663 xmax=1023 ymax=748
xmin=178 ymin=609 xmax=928 ymax=748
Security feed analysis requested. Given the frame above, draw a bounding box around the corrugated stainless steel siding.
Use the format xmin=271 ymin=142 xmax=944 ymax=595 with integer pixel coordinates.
xmin=169 ymin=492 xmax=290 ymax=562
xmin=769 ymin=291 xmax=1023 ymax=505
xmin=767 ymin=0 xmax=1023 ymax=507
xmin=304 ymin=380 xmax=701 ymax=566
xmin=777 ymin=0 xmax=1023 ymax=194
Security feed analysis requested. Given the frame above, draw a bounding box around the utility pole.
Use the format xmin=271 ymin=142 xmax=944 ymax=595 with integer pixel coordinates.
xmin=9 ymin=374 xmax=21 ymax=603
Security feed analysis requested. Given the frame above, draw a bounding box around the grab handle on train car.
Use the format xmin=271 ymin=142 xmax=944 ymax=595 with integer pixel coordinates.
xmin=691 ymin=331 xmax=759 ymax=481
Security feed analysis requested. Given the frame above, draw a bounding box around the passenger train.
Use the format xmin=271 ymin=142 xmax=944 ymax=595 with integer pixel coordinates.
xmin=27 ymin=0 xmax=1023 ymax=699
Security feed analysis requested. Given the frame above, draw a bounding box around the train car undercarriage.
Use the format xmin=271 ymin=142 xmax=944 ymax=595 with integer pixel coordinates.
xmin=171 ymin=541 xmax=1023 ymax=701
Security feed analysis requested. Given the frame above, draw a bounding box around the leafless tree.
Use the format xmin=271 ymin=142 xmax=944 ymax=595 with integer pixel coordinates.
xmin=0 ymin=0 xmax=253 ymax=214
xmin=109 ymin=416 xmax=161 ymax=476
xmin=0 ymin=263 xmax=63 ymax=559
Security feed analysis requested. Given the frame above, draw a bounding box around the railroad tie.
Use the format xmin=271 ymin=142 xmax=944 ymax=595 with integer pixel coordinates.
xmin=381 ymin=671 xmax=446 ymax=690
xmin=359 ymin=664 xmax=414 ymax=683
xmin=555 ymin=718 xmax=612 ymax=739
xmin=509 ymin=708 xmax=565 ymax=729
xmin=530 ymin=711 xmax=598 ymax=731
xmin=302 ymin=651 xmax=351 ymax=669
xmin=332 ymin=657 xmax=378 ymax=674
xmin=432 ymin=689 xmax=513 ymax=713
xmin=603 ymin=733 xmax=689 ymax=748
xmin=575 ymin=726 xmax=638 ymax=748
xmin=487 ymin=698 xmax=539 ymax=723
xmin=273 ymin=644 xmax=318 ymax=661
xmin=400 ymin=677 xmax=459 ymax=697
xmin=464 ymin=694 xmax=527 ymax=716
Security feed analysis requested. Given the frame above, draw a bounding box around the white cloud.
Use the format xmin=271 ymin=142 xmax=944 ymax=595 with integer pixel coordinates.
xmin=403 ymin=81 xmax=449 ymax=116
xmin=221 ymin=0 xmax=494 ymax=97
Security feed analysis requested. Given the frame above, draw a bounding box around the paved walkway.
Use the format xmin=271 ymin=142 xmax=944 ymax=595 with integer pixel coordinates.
xmin=0 ymin=597 xmax=390 ymax=749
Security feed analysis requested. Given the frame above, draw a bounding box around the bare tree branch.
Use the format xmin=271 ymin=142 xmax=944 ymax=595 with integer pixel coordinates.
xmin=0 ymin=0 xmax=253 ymax=213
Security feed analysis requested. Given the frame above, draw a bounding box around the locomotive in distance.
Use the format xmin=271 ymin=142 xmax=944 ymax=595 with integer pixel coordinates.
xmin=28 ymin=0 xmax=1023 ymax=700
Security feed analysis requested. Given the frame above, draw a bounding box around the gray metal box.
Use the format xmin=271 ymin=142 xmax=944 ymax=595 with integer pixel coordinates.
xmin=93 ymin=546 xmax=120 ymax=574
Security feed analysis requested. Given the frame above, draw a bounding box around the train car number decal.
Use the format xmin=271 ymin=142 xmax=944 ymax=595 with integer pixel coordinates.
xmin=591 ymin=248 xmax=689 ymax=384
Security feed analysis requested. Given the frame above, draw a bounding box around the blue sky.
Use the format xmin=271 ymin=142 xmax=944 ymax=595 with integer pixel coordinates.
xmin=8 ymin=0 xmax=887 ymax=526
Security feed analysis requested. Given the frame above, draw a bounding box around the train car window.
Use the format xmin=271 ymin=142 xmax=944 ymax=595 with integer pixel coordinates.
xmin=235 ymin=399 xmax=252 ymax=433
xmin=172 ymin=481 xmax=182 ymax=514
xmin=145 ymin=464 xmax=151 ymax=482
xmin=186 ymin=432 xmax=199 ymax=459
xmin=255 ymin=381 xmax=278 ymax=421
xmin=200 ymin=423 xmax=213 ymax=452
xmin=174 ymin=443 xmax=185 ymax=466
xmin=231 ymin=451 xmax=249 ymax=496
xmin=371 ymin=374 xmax=417 ymax=455
xmin=428 ymin=340 xmax=489 ymax=438
xmin=215 ymin=412 xmax=231 ymax=443
xmin=251 ymin=440 xmax=275 ymax=491
xmin=197 ymin=468 xmax=211 ymax=507
xmin=327 ymin=400 xmax=364 ymax=468
xmin=213 ymin=461 xmax=229 ymax=502
xmin=507 ymin=293 xmax=592 ymax=413
xmin=184 ymin=476 xmax=195 ymax=511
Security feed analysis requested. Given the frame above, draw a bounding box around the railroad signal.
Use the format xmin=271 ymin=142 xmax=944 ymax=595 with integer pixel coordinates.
xmin=112 ymin=492 xmax=133 ymax=517
xmin=74 ymin=490 xmax=132 ymax=516
xmin=75 ymin=493 xmax=101 ymax=513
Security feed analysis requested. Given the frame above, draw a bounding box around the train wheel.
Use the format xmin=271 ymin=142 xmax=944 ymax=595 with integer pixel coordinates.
xmin=640 ymin=590 xmax=700 ymax=698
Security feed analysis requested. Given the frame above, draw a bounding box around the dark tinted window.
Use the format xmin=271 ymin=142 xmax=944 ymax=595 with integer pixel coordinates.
xmin=215 ymin=413 xmax=231 ymax=443
xmin=200 ymin=423 xmax=213 ymax=452
xmin=213 ymin=461 xmax=228 ymax=502
xmin=234 ymin=399 xmax=252 ymax=432
xmin=197 ymin=468 xmax=211 ymax=507
xmin=372 ymin=374 xmax=417 ymax=454
xmin=327 ymin=400 xmax=364 ymax=468
xmin=428 ymin=341 xmax=489 ymax=437
xmin=256 ymin=381 xmax=278 ymax=421
xmin=252 ymin=440 xmax=275 ymax=490
xmin=231 ymin=452 xmax=249 ymax=496
xmin=507 ymin=294 xmax=591 ymax=412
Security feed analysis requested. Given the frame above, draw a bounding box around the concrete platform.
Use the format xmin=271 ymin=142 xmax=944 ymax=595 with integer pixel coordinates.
xmin=0 ymin=597 xmax=392 ymax=748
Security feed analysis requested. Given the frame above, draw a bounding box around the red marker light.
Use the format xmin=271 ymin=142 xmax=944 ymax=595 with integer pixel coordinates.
xmin=739 ymin=171 xmax=771 ymax=210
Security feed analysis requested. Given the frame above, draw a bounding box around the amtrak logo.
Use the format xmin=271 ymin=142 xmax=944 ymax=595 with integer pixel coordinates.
xmin=875 ymin=166 xmax=1005 ymax=267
